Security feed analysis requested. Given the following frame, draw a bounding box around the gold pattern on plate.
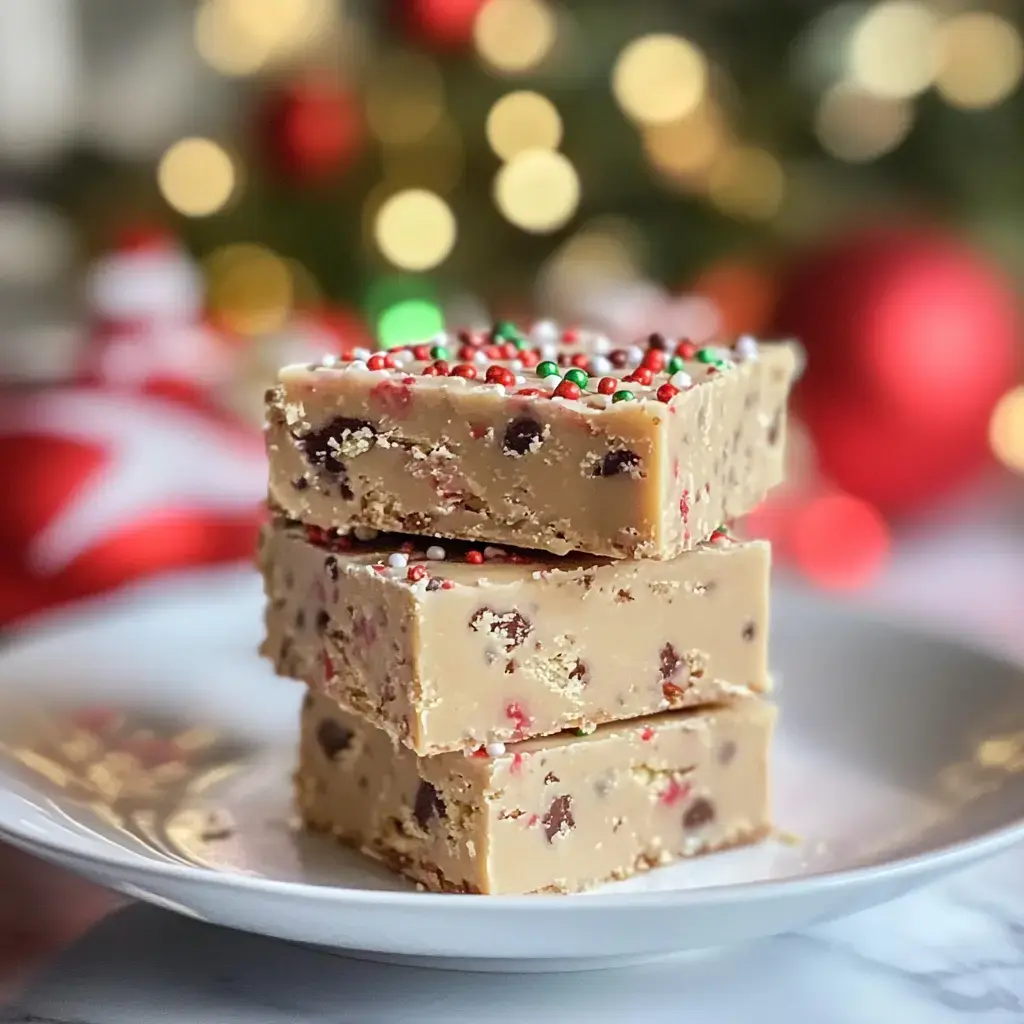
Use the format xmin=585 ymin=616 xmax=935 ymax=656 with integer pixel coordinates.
xmin=0 ymin=704 xmax=252 ymax=868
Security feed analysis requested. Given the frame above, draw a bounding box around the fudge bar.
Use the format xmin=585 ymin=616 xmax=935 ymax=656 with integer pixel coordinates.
xmin=260 ymin=518 xmax=770 ymax=755
xmin=265 ymin=330 xmax=798 ymax=558
xmin=297 ymin=691 xmax=774 ymax=894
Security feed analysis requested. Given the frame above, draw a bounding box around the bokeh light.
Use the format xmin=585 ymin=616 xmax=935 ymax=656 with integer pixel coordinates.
xmin=936 ymin=13 xmax=1024 ymax=110
xmin=378 ymin=298 xmax=446 ymax=348
xmin=474 ymin=0 xmax=556 ymax=75
xmin=989 ymin=386 xmax=1024 ymax=474
xmin=792 ymin=491 xmax=891 ymax=590
xmin=848 ymin=1 xmax=939 ymax=99
xmin=642 ymin=103 xmax=726 ymax=187
xmin=206 ymin=244 xmax=293 ymax=335
xmin=613 ymin=34 xmax=708 ymax=125
xmin=364 ymin=51 xmax=445 ymax=145
xmin=708 ymin=146 xmax=785 ymax=221
xmin=815 ymin=83 xmax=913 ymax=162
xmin=486 ymin=91 xmax=562 ymax=162
xmin=381 ymin=115 xmax=465 ymax=194
xmin=157 ymin=138 xmax=237 ymax=217
xmin=541 ymin=218 xmax=646 ymax=299
xmin=374 ymin=189 xmax=457 ymax=271
xmin=494 ymin=149 xmax=580 ymax=233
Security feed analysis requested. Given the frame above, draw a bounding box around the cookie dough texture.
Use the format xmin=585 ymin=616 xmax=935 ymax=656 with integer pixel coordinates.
xmin=265 ymin=342 xmax=798 ymax=559
xmin=260 ymin=520 xmax=771 ymax=756
xmin=297 ymin=692 xmax=775 ymax=895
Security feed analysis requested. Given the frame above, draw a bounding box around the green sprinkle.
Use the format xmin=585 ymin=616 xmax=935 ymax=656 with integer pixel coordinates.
xmin=667 ymin=355 xmax=686 ymax=374
xmin=430 ymin=345 xmax=449 ymax=360
xmin=712 ymin=359 xmax=732 ymax=371
xmin=492 ymin=320 xmax=519 ymax=342
xmin=695 ymin=348 xmax=716 ymax=363
xmin=537 ymin=360 xmax=560 ymax=378
xmin=563 ymin=367 xmax=589 ymax=388
xmin=513 ymin=337 xmax=530 ymax=351
xmin=611 ymin=389 xmax=635 ymax=403
xmin=574 ymin=728 xmax=588 ymax=736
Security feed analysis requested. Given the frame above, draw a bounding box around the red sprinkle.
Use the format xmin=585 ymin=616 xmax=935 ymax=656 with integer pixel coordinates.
xmin=553 ymin=379 xmax=582 ymax=400
xmin=515 ymin=387 xmax=543 ymax=397
xmin=486 ymin=365 xmax=516 ymax=387
xmin=484 ymin=345 xmax=504 ymax=360
xmin=401 ymin=375 xmax=416 ymax=385
xmin=562 ymin=328 xmax=579 ymax=343
xmin=506 ymin=701 xmax=531 ymax=734
xmin=511 ymin=752 xmax=525 ymax=775
xmin=517 ymin=350 xmax=539 ymax=368
xmin=641 ymin=350 xmax=666 ymax=372
xmin=323 ymin=651 xmax=336 ymax=679
xmin=500 ymin=342 xmax=519 ymax=360
xmin=451 ymin=363 xmax=478 ymax=379
xmin=458 ymin=345 xmax=477 ymax=361
xmin=440 ymin=579 xmax=455 ymax=590
xmin=676 ymin=340 xmax=698 ymax=359
xmin=679 ymin=489 xmax=691 ymax=522
xmin=597 ymin=376 xmax=618 ymax=395
xmin=660 ymin=778 xmax=692 ymax=807
xmin=471 ymin=746 xmax=489 ymax=759
xmin=412 ymin=344 xmax=432 ymax=360
xmin=656 ymin=383 xmax=679 ymax=403
xmin=526 ymin=813 xmax=540 ymax=827
xmin=570 ymin=353 xmax=590 ymax=369
xmin=421 ymin=365 xmax=442 ymax=377
xmin=465 ymin=550 xmax=484 ymax=564
xmin=407 ymin=564 xmax=428 ymax=582
xmin=625 ymin=366 xmax=654 ymax=386
xmin=372 ymin=563 xmax=387 ymax=574
xmin=367 ymin=353 xmax=396 ymax=371
xmin=469 ymin=423 xmax=489 ymax=439
xmin=640 ymin=726 xmax=655 ymax=742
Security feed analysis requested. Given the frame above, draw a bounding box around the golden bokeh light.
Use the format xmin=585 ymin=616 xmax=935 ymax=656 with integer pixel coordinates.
xmin=815 ymin=83 xmax=913 ymax=162
xmin=936 ymin=13 xmax=1024 ymax=110
xmin=474 ymin=0 xmax=557 ymax=75
xmin=990 ymin=386 xmax=1024 ymax=474
xmin=206 ymin=244 xmax=293 ymax=336
xmin=542 ymin=219 xmax=645 ymax=299
xmin=494 ymin=149 xmax=580 ymax=233
xmin=612 ymin=34 xmax=708 ymax=125
xmin=365 ymin=51 xmax=445 ymax=145
xmin=382 ymin=115 xmax=465 ymax=195
xmin=642 ymin=103 xmax=726 ymax=187
xmin=708 ymin=146 xmax=785 ymax=221
xmin=194 ymin=0 xmax=332 ymax=76
xmin=848 ymin=1 xmax=939 ymax=99
xmin=157 ymin=138 xmax=237 ymax=217
xmin=486 ymin=91 xmax=562 ymax=162
xmin=374 ymin=189 xmax=457 ymax=271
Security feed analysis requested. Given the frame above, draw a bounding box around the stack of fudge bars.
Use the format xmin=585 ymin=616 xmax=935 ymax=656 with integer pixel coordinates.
xmin=259 ymin=325 xmax=798 ymax=895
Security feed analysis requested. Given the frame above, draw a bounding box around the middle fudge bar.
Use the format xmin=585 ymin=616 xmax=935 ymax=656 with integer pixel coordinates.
xmin=265 ymin=334 xmax=798 ymax=559
xmin=297 ymin=691 xmax=775 ymax=894
xmin=260 ymin=519 xmax=770 ymax=756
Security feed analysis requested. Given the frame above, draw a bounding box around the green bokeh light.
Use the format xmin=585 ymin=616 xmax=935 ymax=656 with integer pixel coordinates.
xmin=377 ymin=299 xmax=445 ymax=348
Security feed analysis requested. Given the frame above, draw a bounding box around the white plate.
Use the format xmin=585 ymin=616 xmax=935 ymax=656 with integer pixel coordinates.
xmin=1 ymin=568 xmax=1023 ymax=972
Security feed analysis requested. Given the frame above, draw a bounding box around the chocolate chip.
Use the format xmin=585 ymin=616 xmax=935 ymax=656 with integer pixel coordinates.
xmin=325 ymin=556 xmax=339 ymax=581
xmin=469 ymin=607 xmax=533 ymax=651
xmin=413 ymin=780 xmax=446 ymax=829
xmin=683 ymin=798 xmax=715 ymax=830
xmin=609 ymin=349 xmax=630 ymax=369
xmin=717 ymin=740 xmax=737 ymax=766
xmin=426 ymin=578 xmax=444 ymax=592
xmin=616 ymin=588 xmax=634 ymax=603
xmin=295 ymin=608 xmax=306 ymax=630
xmin=568 ymin=659 xmax=589 ymax=685
xmin=358 ymin=775 xmax=369 ymax=790
xmin=505 ymin=660 xmax=517 ymax=675
xmin=544 ymin=771 xmax=560 ymax=785
xmin=647 ymin=332 xmax=668 ymax=350
xmin=263 ymin=387 xmax=279 ymax=405
xmin=298 ymin=417 xmax=376 ymax=474
xmin=767 ymin=409 xmax=782 ymax=446
xmin=315 ymin=609 xmax=330 ymax=633
xmin=542 ymin=795 xmax=575 ymax=842
xmin=292 ymin=477 xmax=309 ymax=491
xmin=742 ymin=620 xmax=757 ymax=642
xmin=316 ymin=719 xmax=353 ymax=760
xmin=502 ymin=416 xmax=545 ymax=456
xmin=660 ymin=642 xmax=682 ymax=681
xmin=595 ymin=449 xmax=641 ymax=478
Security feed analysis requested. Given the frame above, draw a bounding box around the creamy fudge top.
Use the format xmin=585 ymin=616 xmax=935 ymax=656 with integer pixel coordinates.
xmin=276 ymin=517 xmax=743 ymax=595
xmin=275 ymin=322 xmax=795 ymax=421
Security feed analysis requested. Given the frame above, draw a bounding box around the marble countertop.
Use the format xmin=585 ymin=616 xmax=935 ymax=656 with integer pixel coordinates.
xmin=3 ymin=488 xmax=1024 ymax=1023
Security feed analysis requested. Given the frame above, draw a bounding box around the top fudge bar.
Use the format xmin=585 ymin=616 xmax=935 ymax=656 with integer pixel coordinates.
xmin=266 ymin=325 xmax=798 ymax=559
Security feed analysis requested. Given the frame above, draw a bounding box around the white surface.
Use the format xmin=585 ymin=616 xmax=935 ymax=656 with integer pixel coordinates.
xmin=1 ymin=564 xmax=1024 ymax=971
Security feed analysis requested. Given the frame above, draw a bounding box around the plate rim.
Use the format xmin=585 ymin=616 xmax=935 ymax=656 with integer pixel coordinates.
xmin=2 ymin=565 xmax=1024 ymax=912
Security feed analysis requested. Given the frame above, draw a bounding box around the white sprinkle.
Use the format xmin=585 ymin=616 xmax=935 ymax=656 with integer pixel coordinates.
xmin=590 ymin=334 xmax=612 ymax=355
xmin=589 ymin=394 xmax=611 ymax=409
xmin=347 ymin=360 xmax=368 ymax=373
xmin=352 ymin=347 xmax=371 ymax=362
xmin=538 ymin=342 xmax=559 ymax=361
xmin=391 ymin=349 xmax=414 ymax=367
xmin=625 ymin=344 xmax=644 ymax=367
xmin=321 ymin=354 xmax=339 ymax=367
xmin=735 ymin=335 xmax=759 ymax=362
xmin=487 ymin=383 xmax=507 ymax=396
xmin=589 ymin=354 xmax=612 ymax=376
xmin=354 ymin=526 xmax=379 ymax=541
xmin=515 ymin=374 xmax=526 ymax=385
xmin=539 ymin=374 xmax=560 ymax=391
xmin=669 ymin=370 xmax=692 ymax=390
xmin=483 ymin=546 xmax=506 ymax=560
xmin=472 ymin=349 xmax=489 ymax=364
xmin=426 ymin=545 xmax=447 ymax=561
xmin=509 ymin=360 xmax=524 ymax=372
xmin=485 ymin=741 xmax=507 ymax=757
xmin=431 ymin=332 xmax=448 ymax=346
xmin=530 ymin=319 xmax=559 ymax=344
xmin=388 ymin=552 xmax=409 ymax=569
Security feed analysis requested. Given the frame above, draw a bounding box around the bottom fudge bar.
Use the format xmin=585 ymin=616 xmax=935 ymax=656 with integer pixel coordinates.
xmin=296 ymin=692 xmax=774 ymax=895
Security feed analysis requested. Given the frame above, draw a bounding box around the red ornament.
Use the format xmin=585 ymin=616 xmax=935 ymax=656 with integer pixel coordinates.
xmin=774 ymin=225 xmax=1020 ymax=516
xmin=259 ymin=81 xmax=363 ymax=185
xmin=0 ymin=383 xmax=264 ymax=626
xmin=398 ymin=0 xmax=485 ymax=49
